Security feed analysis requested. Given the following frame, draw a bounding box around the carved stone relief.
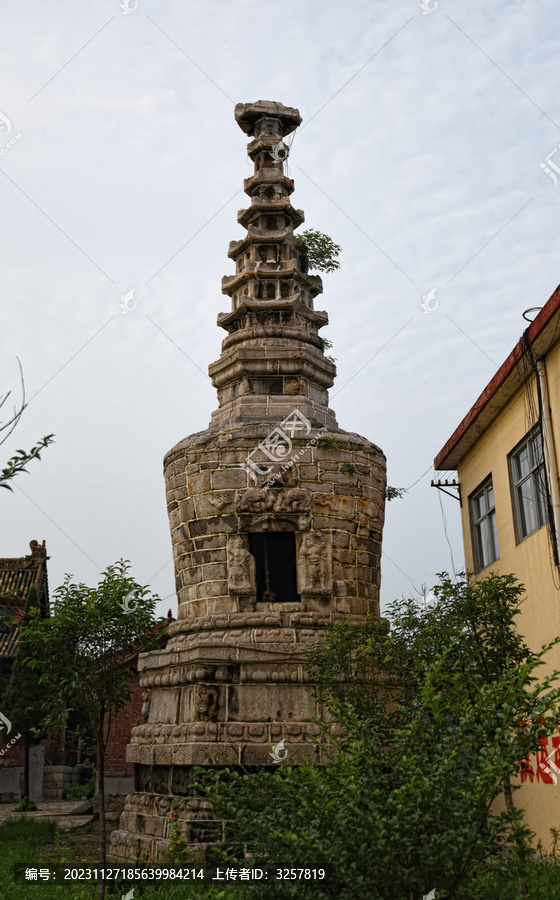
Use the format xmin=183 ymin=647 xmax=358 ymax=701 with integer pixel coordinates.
xmin=171 ymin=766 xmax=192 ymax=796
xmin=141 ymin=690 xmax=151 ymax=723
xmin=313 ymin=493 xmax=337 ymax=513
xmin=235 ymin=486 xmax=311 ymax=533
xmin=244 ymin=515 xmax=303 ymax=533
xmin=275 ymin=488 xmax=311 ymax=513
xmin=227 ymin=534 xmax=256 ymax=595
xmin=236 ymin=487 xmax=308 ymax=514
xmin=195 ymin=685 xmax=220 ymax=723
xmin=297 ymin=532 xmax=332 ymax=594
xmin=208 ymin=491 xmax=231 ymax=511
xmin=236 ymin=489 xmax=274 ymax=514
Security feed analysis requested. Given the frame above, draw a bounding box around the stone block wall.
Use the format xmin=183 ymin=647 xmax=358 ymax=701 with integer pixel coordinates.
xmin=43 ymin=765 xmax=83 ymax=800
xmin=0 ymin=764 xmax=21 ymax=802
xmin=164 ymin=421 xmax=385 ymax=621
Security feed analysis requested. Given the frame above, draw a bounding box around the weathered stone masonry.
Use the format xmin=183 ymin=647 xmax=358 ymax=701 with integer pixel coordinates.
xmin=109 ymin=100 xmax=386 ymax=864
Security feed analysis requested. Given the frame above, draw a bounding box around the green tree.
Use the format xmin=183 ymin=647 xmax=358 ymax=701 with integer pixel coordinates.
xmin=3 ymin=585 xmax=49 ymax=808
xmin=199 ymin=573 xmax=560 ymax=899
xmin=296 ymin=229 xmax=341 ymax=273
xmin=24 ymin=560 xmax=162 ymax=900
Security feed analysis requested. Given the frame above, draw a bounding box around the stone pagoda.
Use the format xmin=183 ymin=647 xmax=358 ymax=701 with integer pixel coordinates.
xmin=110 ymin=100 xmax=386 ymax=863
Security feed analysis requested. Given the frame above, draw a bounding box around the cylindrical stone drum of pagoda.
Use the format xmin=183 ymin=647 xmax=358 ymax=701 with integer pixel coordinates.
xmin=109 ymin=100 xmax=386 ymax=865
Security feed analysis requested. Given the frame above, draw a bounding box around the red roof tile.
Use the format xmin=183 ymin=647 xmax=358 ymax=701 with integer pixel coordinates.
xmin=435 ymin=285 xmax=560 ymax=471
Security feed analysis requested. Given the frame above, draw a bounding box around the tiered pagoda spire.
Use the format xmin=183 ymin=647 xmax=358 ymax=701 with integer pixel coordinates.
xmin=209 ymin=100 xmax=337 ymax=429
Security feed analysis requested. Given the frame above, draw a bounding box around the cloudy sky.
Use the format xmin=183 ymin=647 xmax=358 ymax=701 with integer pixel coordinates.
xmin=1 ymin=0 xmax=558 ymax=617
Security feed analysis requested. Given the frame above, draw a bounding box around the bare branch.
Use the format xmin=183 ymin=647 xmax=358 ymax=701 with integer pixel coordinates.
xmin=0 ymin=357 xmax=27 ymax=448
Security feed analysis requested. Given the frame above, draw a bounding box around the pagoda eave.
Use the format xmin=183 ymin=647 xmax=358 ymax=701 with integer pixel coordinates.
xmin=226 ymin=234 xmax=297 ymax=261
xmin=243 ymin=173 xmax=295 ymax=195
xmin=220 ymin=268 xmax=324 ymax=297
xmin=234 ymin=101 xmax=301 ymax=136
xmin=208 ymin=352 xmax=336 ymax=389
xmin=237 ymin=205 xmax=305 ymax=230
xmin=217 ymin=299 xmax=329 ymax=329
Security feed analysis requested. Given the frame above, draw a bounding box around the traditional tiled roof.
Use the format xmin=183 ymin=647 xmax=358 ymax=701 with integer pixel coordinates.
xmin=0 ymin=540 xmax=50 ymax=664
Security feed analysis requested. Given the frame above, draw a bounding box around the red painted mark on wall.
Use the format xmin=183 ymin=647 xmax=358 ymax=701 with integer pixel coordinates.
xmin=519 ymin=731 xmax=560 ymax=785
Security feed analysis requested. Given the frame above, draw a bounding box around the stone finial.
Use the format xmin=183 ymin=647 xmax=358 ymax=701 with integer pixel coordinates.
xmin=234 ymin=101 xmax=301 ymax=137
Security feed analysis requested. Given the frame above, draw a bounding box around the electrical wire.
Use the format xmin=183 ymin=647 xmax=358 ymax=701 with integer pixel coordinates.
xmin=438 ymin=488 xmax=458 ymax=579
xmin=405 ymin=464 xmax=434 ymax=492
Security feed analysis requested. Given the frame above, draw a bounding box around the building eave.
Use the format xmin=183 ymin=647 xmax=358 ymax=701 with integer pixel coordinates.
xmin=434 ymin=285 xmax=560 ymax=471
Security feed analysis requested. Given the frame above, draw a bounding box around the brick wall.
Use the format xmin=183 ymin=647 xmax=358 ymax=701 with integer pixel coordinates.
xmin=104 ymin=668 xmax=143 ymax=777
xmin=0 ymin=730 xmax=60 ymax=769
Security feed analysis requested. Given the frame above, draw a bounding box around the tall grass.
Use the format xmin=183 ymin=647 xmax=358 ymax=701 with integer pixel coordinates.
xmin=0 ymin=817 xmax=244 ymax=898
xmin=0 ymin=815 xmax=59 ymax=844
xmin=0 ymin=816 xmax=88 ymax=899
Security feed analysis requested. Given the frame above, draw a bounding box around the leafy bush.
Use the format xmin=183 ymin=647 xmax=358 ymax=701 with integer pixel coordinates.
xmin=13 ymin=797 xmax=38 ymax=812
xmin=63 ymin=772 xmax=96 ymax=800
xmin=199 ymin=573 xmax=560 ymax=899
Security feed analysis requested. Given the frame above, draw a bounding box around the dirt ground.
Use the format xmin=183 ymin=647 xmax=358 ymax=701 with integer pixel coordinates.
xmin=38 ymin=823 xmax=113 ymax=868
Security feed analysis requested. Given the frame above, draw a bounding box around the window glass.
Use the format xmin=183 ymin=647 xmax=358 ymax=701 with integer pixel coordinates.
xmin=469 ymin=477 xmax=499 ymax=573
xmin=509 ymin=428 xmax=547 ymax=542
xmin=516 ymin=445 xmax=530 ymax=480
xmin=477 ymin=493 xmax=487 ymax=517
xmin=479 ymin=517 xmax=493 ymax=568
xmin=519 ymin=479 xmax=538 ymax=537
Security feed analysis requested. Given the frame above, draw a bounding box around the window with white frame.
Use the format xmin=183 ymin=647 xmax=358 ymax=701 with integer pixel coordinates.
xmin=469 ymin=477 xmax=499 ymax=572
xmin=508 ymin=428 xmax=547 ymax=542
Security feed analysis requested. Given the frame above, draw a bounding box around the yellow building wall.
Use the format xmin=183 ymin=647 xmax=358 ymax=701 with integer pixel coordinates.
xmin=456 ymin=340 xmax=560 ymax=849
